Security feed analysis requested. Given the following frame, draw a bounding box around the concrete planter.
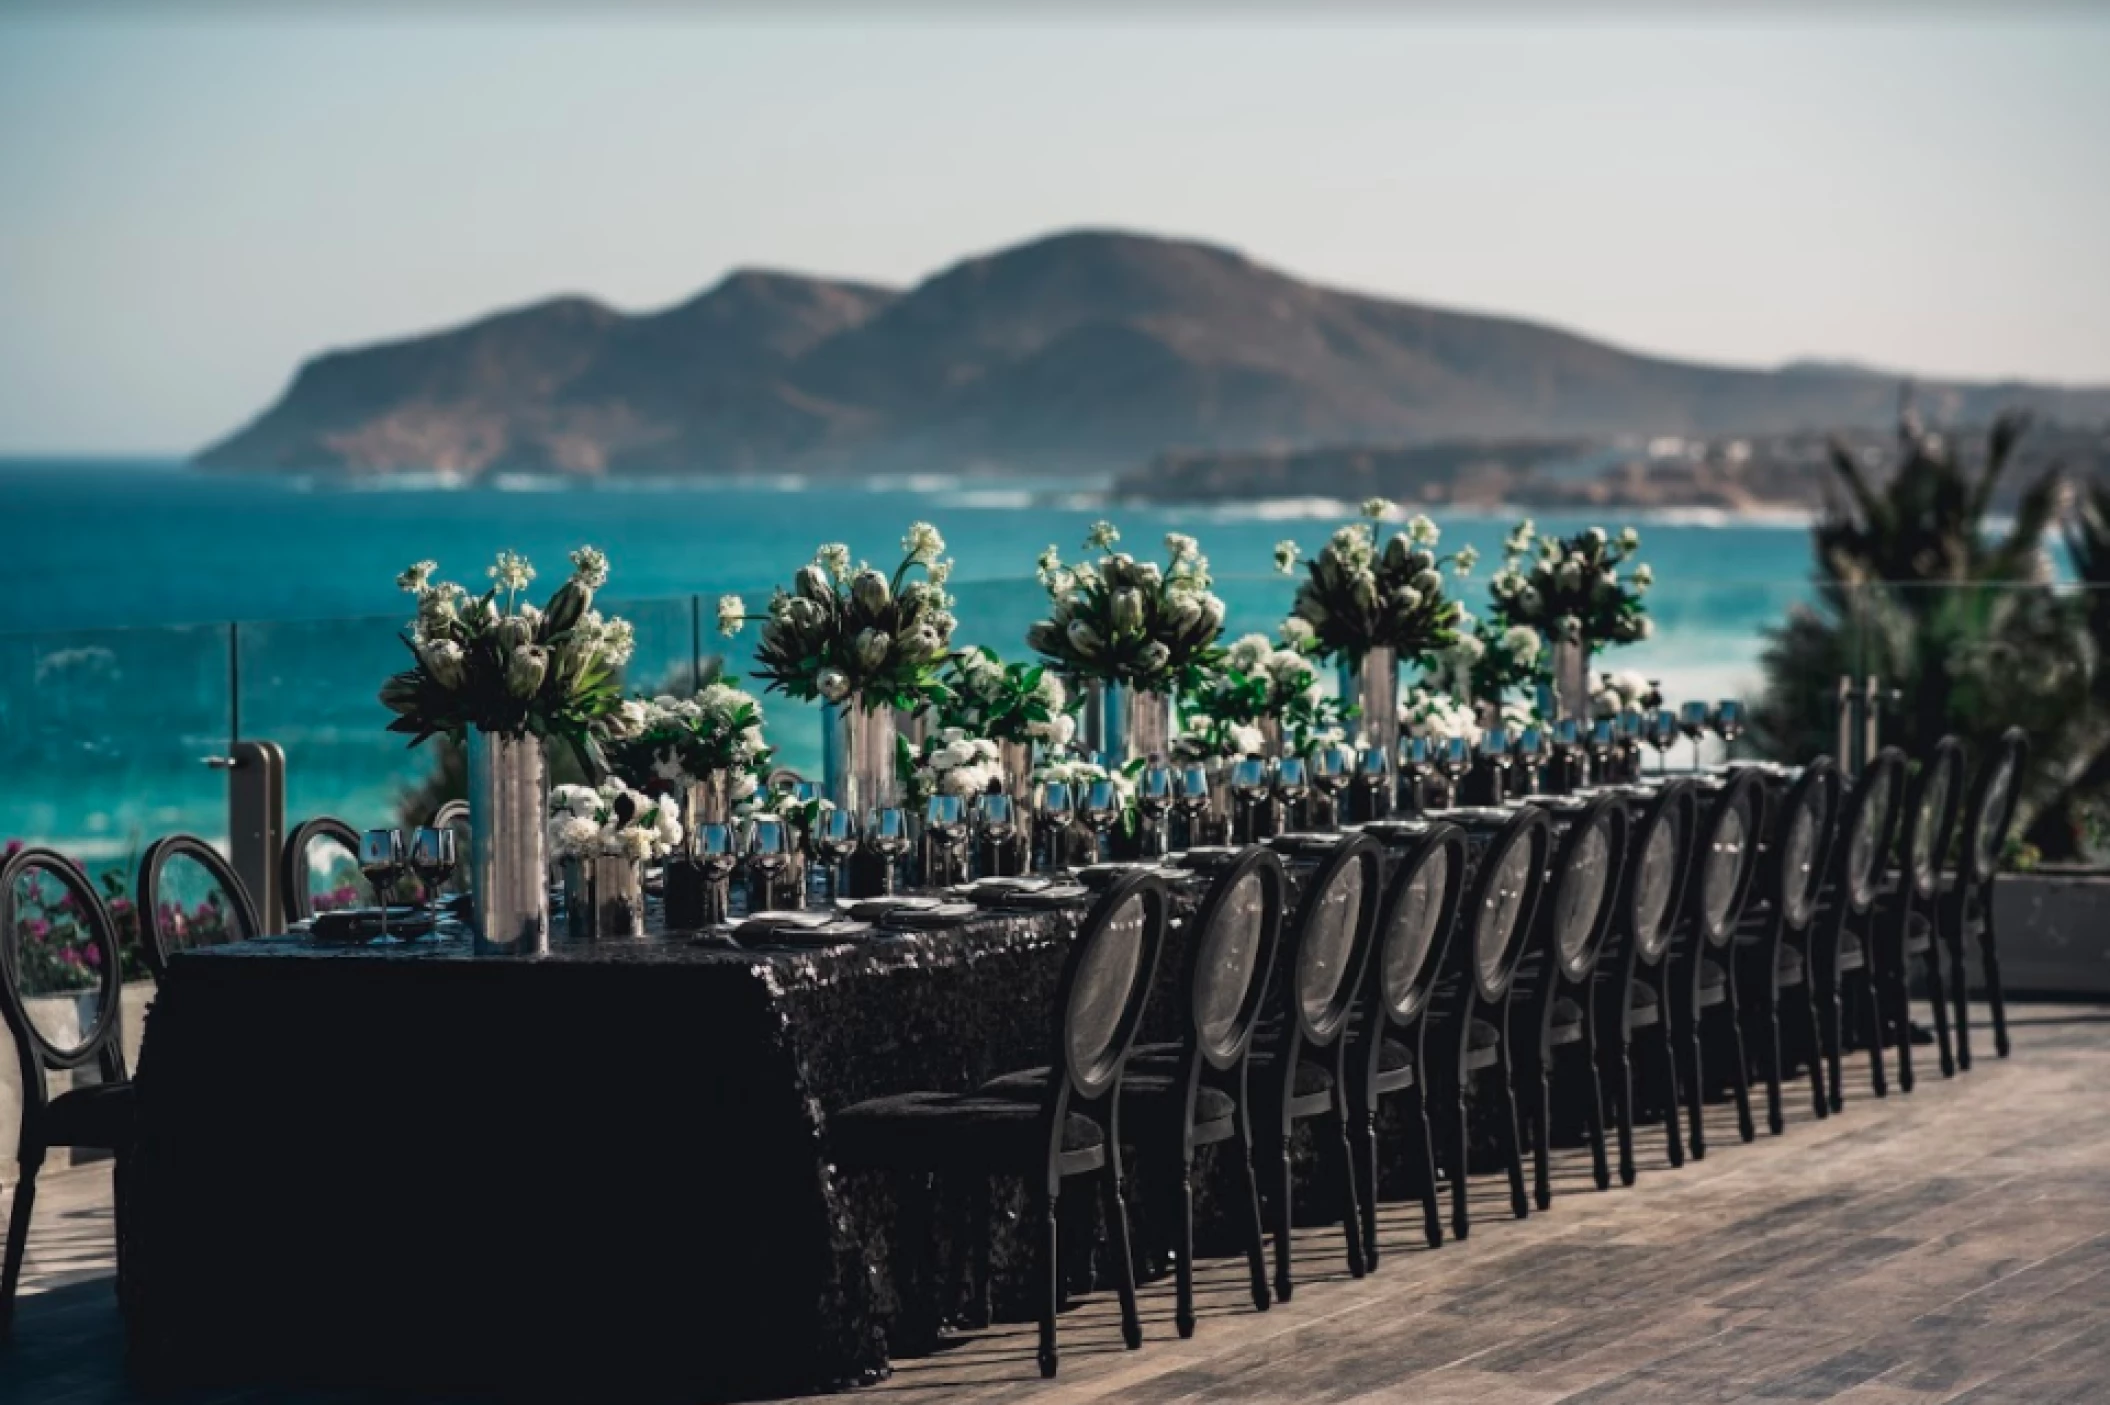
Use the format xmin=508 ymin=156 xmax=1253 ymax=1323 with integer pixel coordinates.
xmin=1992 ymin=870 xmax=2110 ymax=997
xmin=0 ymin=978 xmax=152 ymax=1184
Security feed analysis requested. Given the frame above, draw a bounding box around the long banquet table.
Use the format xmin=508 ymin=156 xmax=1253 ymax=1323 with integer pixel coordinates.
xmin=123 ymin=905 xmax=1144 ymax=1398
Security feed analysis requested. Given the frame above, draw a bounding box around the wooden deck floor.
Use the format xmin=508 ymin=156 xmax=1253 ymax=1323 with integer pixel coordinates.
xmin=8 ymin=1002 xmax=2110 ymax=1404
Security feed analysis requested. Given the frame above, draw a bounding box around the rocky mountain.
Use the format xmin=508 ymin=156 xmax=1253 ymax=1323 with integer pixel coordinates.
xmin=196 ymin=230 xmax=2110 ymax=479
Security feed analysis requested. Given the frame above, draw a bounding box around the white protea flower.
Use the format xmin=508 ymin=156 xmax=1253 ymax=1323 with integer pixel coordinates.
xmin=1086 ymin=520 xmax=1121 ymax=551
xmin=1505 ymin=520 xmax=1536 ymax=558
xmin=568 ymin=545 xmax=609 ymax=589
xmin=1406 ymin=514 xmax=1439 ymax=546
xmin=1035 ymin=544 xmax=1062 ymax=585
xmin=1360 ymin=497 xmax=1393 ymax=521
xmin=1273 ymin=539 xmax=1301 ymax=574
xmin=396 ymin=560 xmax=438 ymax=594
xmin=598 ymin=617 xmax=636 ymax=667
xmin=1618 ymin=526 xmax=1641 ymax=552
xmin=816 ymin=543 xmax=852 ymax=581
xmin=1454 ymin=545 xmax=1480 ymax=576
xmin=1164 ymin=531 xmax=1199 ymax=563
xmin=1632 ymin=563 xmax=1654 ymax=592
xmin=488 ymin=550 xmax=536 ymax=596
xmin=716 ymin=595 xmax=746 ymax=638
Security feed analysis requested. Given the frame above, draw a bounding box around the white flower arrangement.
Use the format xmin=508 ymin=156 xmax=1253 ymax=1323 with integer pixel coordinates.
xmin=546 ymin=779 xmax=683 ymax=864
xmin=1400 ymin=687 xmax=1484 ymax=749
xmin=938 ymin=646 xmax=1075 ymax=748
xmin=1032 ymin=752 xmax=1136 ymax=806
xmin=1282 ymin=498 xmax=1471 ymax=666
xmin=1489 ymin=520 xmax=1652 ymax=648
xmin=1026 ymin=526 xmax=1226 ymax=690
xmin=903 ymin=727 xmax=1006 ymax=804
xmin=1590 ymin=670 xmax=1663 ymax=719
xmin=603 ymin=683 xmax=771 ymax=792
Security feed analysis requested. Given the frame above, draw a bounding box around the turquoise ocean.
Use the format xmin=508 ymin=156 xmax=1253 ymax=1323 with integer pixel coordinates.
xmin=1 ymin=459 xmax=1820 ymax=859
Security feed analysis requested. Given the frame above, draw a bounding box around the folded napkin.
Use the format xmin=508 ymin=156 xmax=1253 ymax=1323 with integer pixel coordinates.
xmin=980 ymin=883 xmax=1093 ymax=911
xmin=733 ymin=910 xmax=875 ymax=946
xmin=875 ymin=902 xmax=983 ymax=931
xmin=308 ymin=907 xmax=437 ymax=944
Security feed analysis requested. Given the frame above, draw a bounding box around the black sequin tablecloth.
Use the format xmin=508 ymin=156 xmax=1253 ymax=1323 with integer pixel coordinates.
xmin=124 ymin=910 xmax=1119 ymax=1399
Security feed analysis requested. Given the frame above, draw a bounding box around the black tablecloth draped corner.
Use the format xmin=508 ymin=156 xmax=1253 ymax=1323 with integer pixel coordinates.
xmin=123 ymin=912 xmax=1097 ymax=1399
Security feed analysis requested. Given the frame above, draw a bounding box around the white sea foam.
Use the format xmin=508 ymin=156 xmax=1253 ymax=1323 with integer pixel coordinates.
xmin=1195 ymin=496 xmax=1361 ymax=522
xmin=940 ymin=488 xmax=1039 ymax=511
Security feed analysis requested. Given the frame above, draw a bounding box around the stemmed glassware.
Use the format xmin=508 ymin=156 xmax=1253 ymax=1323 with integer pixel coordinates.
xmin=1679 ymin=700 xmax=1712 ymax=770
xmin=924 ymin=794 xmax=968 ymax=887
xmin=1617 ymin=710 xmax=1645 ymax=783
xmin=1033 ymin=781 xmax=1075 ymax=875
xmin=359 ymin=828 xmax=405 ymax=941
xmin=1515 ymin=727 xmax=1544 ymax=797
xmin=1399 ymin=736 xmax=1432 ymax=814
xmin=1081 ymin=779 xmax=1122 ymax=864
xmin=1309 ymin=745 xmax=1351 ymax=829
xmin=1136 ymin=762 xmax=1176 ymax=858
xmin=864 ymin=807 xmax=912 ymax=895
xmin=745 ymin=817 xmax=793 ymax=908
xmin=1650 ymin=708 xmax=1679 ymax=774
xmin=1173 ymin=763 xmax=1214 ymax=849
xmin=812 ymin=807 xmax=861 ymax=903
xmin=1273 ymin=756 xmax=1310 ymax=832
xmin=1437 ymin=736 xmax=1473 ymax=808
xmin=1550 ymin=719 xmax=1581 ymax=793
xmin=973 ymin=792 xmax=1018 ymax=874
xmin=1354 ymin=745 xmax=1393 ymax=821
xmin=1714 ymin=699 xmax=1745 ymax=754
xmin=1588 ymin=719 xmax=1617 ymax=784
xmin=1230 ymin=757 xmax=1273 ymax=842
xmin=1480 ymin=728 xmax=1512 ymax=802
xmin=694 ymin=821 xmax=739 ymax=922
xmin=408 ymin=826 xmax=456 ymax=937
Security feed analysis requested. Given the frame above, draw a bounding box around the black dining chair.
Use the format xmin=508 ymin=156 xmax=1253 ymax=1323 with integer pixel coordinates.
xmin=1945 ymin=727 xmax=2027 ymax=1069
xmin=1875 ymin=738 xmax=1965 ymax=1088
xmin=1658 ymin=769 xmax=1767 ymax=1160
xmin=135 ymin=833 xmax=263 ymax=981
xmin=279 ymin=815 xmax=362 ymax=923
xmin=1245 ymin=832 xmax=1383 ymax=1302
xmin=1505 ymin=794 xmax=1628 ymax=1213
xmin=829 ymin=871 xmax=1168 ymax=1379
xmin=987 ymin=846 xmax=1284 ymax=1336
xmin=1421 ymin=806 xmax=1550 ymax=1241
xmin=1806 ymin=748 xmax=1906 ymax=1113
xmin=0 ymin=846 xmax=138 ymax=1338
xmin=1346 ymin=818 xmax=1468 ymax=1260
xmin=1590 ymin=780 xmax=1696 ymax=1183
xmin=1732 ymin=758 xmax=1841 ymax=1133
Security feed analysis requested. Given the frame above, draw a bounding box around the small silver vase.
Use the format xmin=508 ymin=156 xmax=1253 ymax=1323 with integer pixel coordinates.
xmin=1081 ymin=680 xmax=1174 ymax=764
xmin=466 ymin=728 xmax=549 ymax=956
xmin=563 ymin=855 xmax=646 ymax=940
xmin=1338 ymin=645 xmax=1399 ymax=766
xmin=1548 ymin=637 xmax=1592 ymax=723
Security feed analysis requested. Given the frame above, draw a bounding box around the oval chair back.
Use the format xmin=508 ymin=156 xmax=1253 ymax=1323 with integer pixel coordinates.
xmin=1045 ymin=871 xmax=1169 ymax=1138
xmin=1951 ymin=727 xmax=2029 ymax=1063
xmin=1833 ymin=749 xmax=1908 ymax=918
xmin=1178 ymin=847 xmax=1287 ymax=1083
xmin=1686 ymin=770 xmax=1770 ymax=953
xmin=1770 ymin=760 xmax=1842 ymax=938
xmin=136 ymin=834 xmax=262 ymax=982
xmin=280 ymin=816 xmax=361 ymax=923
xmin=1738 ymin=759 xmax=1841 ymax=1133
xmin=1901 ymin=739 xmax=1966 ymax=903
xmin=0 ymin=846 xmax=134 ymax=1333
xmin=1807 ymin=748 xmax=1906 ymax=1112
xmin=1506 ymin=794 xmax=1628 ymax=1209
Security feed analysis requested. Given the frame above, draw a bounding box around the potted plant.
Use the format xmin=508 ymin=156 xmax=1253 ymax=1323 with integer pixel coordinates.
xmin=1026 ymin=523 xmax=1225 ymax=763
xmin=379 ymin=546 xmax=635 ymax=954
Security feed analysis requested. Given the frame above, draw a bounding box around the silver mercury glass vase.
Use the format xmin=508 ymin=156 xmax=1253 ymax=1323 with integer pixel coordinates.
xmin=1548 ymin=636 xmax=1592 ymax=724
xmin=822 ymin=696 xmax=899 ymax=812
xmin=1081 ymin=680 xmax=1174 ymax=764
xmin=564 ymin=854 xmax=646 ymax=940
xmin=465 ymin=728 xmax=549 ymax=956
xmin=1338 ymin=645 xmax=1399 ymax=767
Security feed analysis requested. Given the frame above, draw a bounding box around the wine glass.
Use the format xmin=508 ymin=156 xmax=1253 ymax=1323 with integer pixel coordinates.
xmin=1035 ymin=780 xmax=1075 ymax=875
xmin=745 ymin=817 xmax=793 ymax=908
xmin=1136 ymin=763 xmax=1175 ymax=857
xmin=1650 ymin=708 xmax=1679 ymax=774
xmin=1715 ymin=699 xmax=1745 ymax=751
xmin=359 ymin=828 xmax=405 ymax=941
xmin=1515 ymin=727 xmax=1544 ymax=796
xmin=1230 ymin=756 xmax=1273 ymax=842
xmin=1480 ymin=728 xmax=1512 ymax=801
xmin=1588 ymin=719 xmax=1617 ymax=784
xmin=1274 ymin=755 xmax=1310 ymax=831
xmin=1616 ymin=710 xmax=1645 ymax=782
xmin=695 ymin=821 xmax=739 ymax=923
xmin=973 ymin=792 xmax=1018 ymax=873
xmin=812 ymin=807 xmax=860 ymax=903
xmin=924 ymin=793 xmax=967 ymax=886
xmin=1081 ymin=778 xmax=1122 ymax=863
xmin=1309 ymin=744 xmax=1352 ymax=829
xmin=1399 ymin=736 xmax=1432 ymax=814
xmin=1679 ymin=700 xmax=1712 ymax=770
xmin=408 ymin=826 xmax=456 ymax=937
xmin=1354 ymin=744 xmax=1392 ymax=820
xmin=1173 ymin=763 xmax=1213 ymax=848
xmin=864 ymin=806 xmax=912 ymax=895
xmin=1438 ymin=736 xmax=1472 ymax=808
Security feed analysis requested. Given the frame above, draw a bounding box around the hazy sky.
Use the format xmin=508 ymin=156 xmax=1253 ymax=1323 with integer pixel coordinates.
xmin=2 ymin=7 xmax=2107 ymax=454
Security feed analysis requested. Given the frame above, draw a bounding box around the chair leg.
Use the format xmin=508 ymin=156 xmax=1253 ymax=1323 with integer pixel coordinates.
xmin=1 ymin=1159 xmax=40 ymax=1340
xmin=1889 ymin=956 xmax=1916 ymax=1095
xmin=1271 ymin=1135 xmax=1296 ymax=1303
xmin=1681 ymin=1024 xmax=1707 ymax=1162
xmin=1450 ymin=1084 xmax=1473 ymax=1242
xmin=1603 ymin=1041 xmax=1638 ymax=1186
xmin=1495 ymin=1060 xmax=1530 ymax=1221
xmin=1098 ymin=1164 xmax=1143 ymax=1352
xmin=1174 ymin=1154 xmax=1196 ymax=1339
xmin=1859 ymin=972 xmax=1889 ymax=1099
xmin=1796 ymin=986 xmax=1829 ymax=1119
xmin=1402 ymin=1096 xmax=1445 ymax=1248
xmin=1579 ymin=1044 xmax=1612 ymax=1192
xmin=966 ymin=1178 xmax=993 ymax=1329
xmin=1824 ymin=978 xmax=1847 ymax=1113
xmin=1353 ymin=1104 xmax=1381 ymax=1274
xmin=1721 ymin=1003 xmax=1757 ymax=1144
xmin=1331 ymin=1111 xmax=1367 ymax=1278
xmin=1035 ymin=1187 xmax=1061 ymax=1378
xmin=1761 ymin=998 xmax=1786 ymax=1135
xmin=1233 ymin=1127 xmax=1271 ymax=1312
xmin=1924 ymin=938 xmax=1955 ymax=1078
xmin=1533 ymin=1068 xmax=1555 ymax=1210
xmin=1949 ymin=936 xmax=1974 ymax=1072
xmin=1647 ymin=1023 xmax=1685 ymax=1169
xmin=1981 ymin=909 xmax=2011 ymax=1058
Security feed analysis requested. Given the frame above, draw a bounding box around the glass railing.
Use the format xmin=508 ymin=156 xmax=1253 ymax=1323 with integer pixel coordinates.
xmin=11 ymin=573 xmax=2108 ymax=873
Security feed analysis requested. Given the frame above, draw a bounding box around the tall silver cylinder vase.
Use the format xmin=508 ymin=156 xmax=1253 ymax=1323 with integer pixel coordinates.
xmin=1338 ymin=645 xmax=1399 ymax=764
xmin=822 ymin=696 xmax=898 ymax=812
xmin=997 ymin=739 xmax=1034 ymax=803
xmin=466 ymin=728 xmax=549 ymax=956
xmin=1081 ymin=680 xmax=1174 ymax=765
xmin=564 ymin=855 xmax=646 ymax=940
xmin=1548 ymin=636 xmax=1592 ymax=723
